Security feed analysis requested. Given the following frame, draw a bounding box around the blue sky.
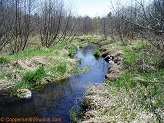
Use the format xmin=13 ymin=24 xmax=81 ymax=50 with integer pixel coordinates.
xmin=64 ymin=0 xmax=151 ymax=17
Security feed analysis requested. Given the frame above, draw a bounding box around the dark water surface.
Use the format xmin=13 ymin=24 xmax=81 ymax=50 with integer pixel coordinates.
xmin=0 ymin=46 xmax=109 ymax=123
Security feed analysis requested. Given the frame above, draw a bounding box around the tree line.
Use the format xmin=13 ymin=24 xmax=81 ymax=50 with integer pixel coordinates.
xmin=0 ymin=0 xmax=163 ymax=62
xmin=0 ymin=0 xmax=76 ymax=54
xmin=76 ymin=0 xmax=164 ymax=67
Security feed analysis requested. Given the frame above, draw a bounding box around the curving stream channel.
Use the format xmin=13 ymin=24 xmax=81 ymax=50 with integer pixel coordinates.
xmin=0 ymin=45 xmax=109 ymax=123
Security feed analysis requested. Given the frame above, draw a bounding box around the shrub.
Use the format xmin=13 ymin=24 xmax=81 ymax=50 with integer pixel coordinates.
xmin=93 ymin=49 xmax=102 ymax=59
xmin=69 ymin=45 xmax=78 ymax=57
xmin=23 ymin=66 xmax=46 ymax=85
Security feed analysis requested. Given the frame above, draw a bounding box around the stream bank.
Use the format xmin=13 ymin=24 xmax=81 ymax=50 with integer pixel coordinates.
xmin=79 ymin=39 xmax=162 ymax=123
xmin=0 ymin=44 xmax=109 ymax=123
xmin=0 ymin=44 xmax=76 ymax=93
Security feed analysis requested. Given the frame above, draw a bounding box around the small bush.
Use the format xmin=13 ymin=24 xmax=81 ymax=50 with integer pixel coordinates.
xmin=23 ymin=66 xmax=46 ymax=85
xmin=0 ymin=57 xmax=10 ymax=64
xmin=69 ymin=45 xmax=78 ymax=57
xmin=93 ymin=49 xmax=102 ymax=59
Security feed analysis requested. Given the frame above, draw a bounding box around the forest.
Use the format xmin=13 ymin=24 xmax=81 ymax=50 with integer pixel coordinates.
xmin=0 ymin=0 xmax=163 ymax=122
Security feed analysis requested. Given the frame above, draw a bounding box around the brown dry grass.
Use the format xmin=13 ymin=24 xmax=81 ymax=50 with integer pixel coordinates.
xmin=81 ymin=84 xmax=158 ymax=123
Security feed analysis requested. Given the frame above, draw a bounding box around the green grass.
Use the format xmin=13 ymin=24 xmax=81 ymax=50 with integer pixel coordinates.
xmin=93 ymin=38 xmax=164 ymax=122
xmin=123 ymin=50 xmax=140 ymax=68
xmin=69 ymin=110 xmax=77 ymax=122
xmin=0 ymin=57 xmax=10 ymax=64
xmin=0 ymin=71 xmax=12 ymax=80
xmin=23 ymin=66 xmax=46 ymax=85
xmin=93 ymin=49 xmax=102 ymax=59
xmin=107 ymin=72 xmax=138 ymax=89
xmin=59 ymin=63 xmax=67 ymax=73
xmin=56 ymin=63 xmax=67 ymax=74
xmin=134 ymin=43 xmax=147 ymax=51
xmin=69 ymin=45 xmax=78 ymax=57
xmin=6 ymin=43 xmax=66 ymax=60
xmin=78 ymin=41 xmax=88 ymax=48
xmin=11 ymin=81 xmax=32 ymax=94
xmin=1 ymin=41 xmax=75 ymax=82
xmin=48 ymin=62 xmax=69 ymax=79
xmin=107 ymin=40 xmax=163 ymax=120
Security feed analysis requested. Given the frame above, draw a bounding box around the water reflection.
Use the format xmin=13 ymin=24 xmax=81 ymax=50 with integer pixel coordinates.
xmin=0 ymin=46 xmax=109 ymax=123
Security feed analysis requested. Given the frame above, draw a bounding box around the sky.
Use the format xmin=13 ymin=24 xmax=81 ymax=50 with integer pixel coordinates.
xmin=64 ymin=0 xmax=151 ymax=17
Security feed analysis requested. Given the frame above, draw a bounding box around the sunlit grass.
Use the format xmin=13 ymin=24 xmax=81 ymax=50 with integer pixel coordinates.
xmin=23 ymin=66 xmax=46 ymax=86
xmin=11 ymin=81 xmax=32 ymax=94
xmin=7 ymin=43 xmax=67 ymax=60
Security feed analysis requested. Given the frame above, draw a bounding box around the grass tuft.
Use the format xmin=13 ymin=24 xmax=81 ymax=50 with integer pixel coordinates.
xmin=56 ymin=63 xmax=67 ymax=74
xmin=93 ymin=49 xmax=102 ymax=59
xmin=23 ymin=66 xmax=46 ymax=85
xmin=69 ymin=45 xmax=78 ymax=57
xmin=11 ymin=81 xmax=31 ymax=94
xmin=0 ymin=57 xmax=10 ymax=64
xmin=69 ymin=110 xmax=77 ymax=122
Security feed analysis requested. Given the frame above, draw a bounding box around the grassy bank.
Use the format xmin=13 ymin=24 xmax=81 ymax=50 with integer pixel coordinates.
xmin=0 ymin=38 xmax=90 ymax=94
xmin=78 ymin=37 xmax=164 ymax=123
xmin=0 ymin=43 xmax=75 ymax=91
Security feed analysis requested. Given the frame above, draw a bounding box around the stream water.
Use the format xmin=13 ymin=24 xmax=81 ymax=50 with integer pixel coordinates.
xmin=0 ymin=45 xmax=109 ymax=123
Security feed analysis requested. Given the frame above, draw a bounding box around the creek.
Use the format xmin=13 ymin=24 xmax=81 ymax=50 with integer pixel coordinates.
xmin=0 ymin=45 xmax=109 ymax=123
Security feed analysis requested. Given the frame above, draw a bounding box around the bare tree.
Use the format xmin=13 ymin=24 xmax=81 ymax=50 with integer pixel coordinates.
xmin=13 ymin=0 xmax=32 ymax=53
xmin=0 ymin=0 xmax=33 ymax=54
xmin=39 ymin=0 xmax=64 ymax=47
